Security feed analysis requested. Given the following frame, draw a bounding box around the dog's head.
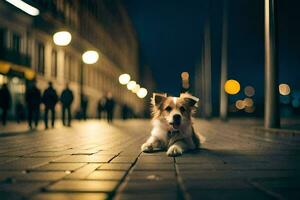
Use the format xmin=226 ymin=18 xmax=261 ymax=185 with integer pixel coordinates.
xmin=151 ymin=93 xmax=199 ymax=130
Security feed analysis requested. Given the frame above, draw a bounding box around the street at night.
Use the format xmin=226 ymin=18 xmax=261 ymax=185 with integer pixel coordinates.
xmin=1 ymin=0 xmax=300 ymax=199
xmin=0 ymin=120 xmax=299 ymax=200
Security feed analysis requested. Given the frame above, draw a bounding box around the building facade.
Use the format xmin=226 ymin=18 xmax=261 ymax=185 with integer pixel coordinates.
xmin=0 ymin=0 xmax=143 ymax=119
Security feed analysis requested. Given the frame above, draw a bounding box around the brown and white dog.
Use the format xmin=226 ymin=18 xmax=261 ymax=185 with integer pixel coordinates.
xmin=141 ymin=93 xmax=205 ymax=156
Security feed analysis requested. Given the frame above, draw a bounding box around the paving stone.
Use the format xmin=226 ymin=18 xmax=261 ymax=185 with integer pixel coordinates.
xmin=128 ymin=170 xmax=176 ymax=180
xmin=137 ymin=156 xmax=174 ymax=163
xmin=0 ymin=171 xmax=24 ymax=181
xmin=54 ymin=155 xmax=115 ymax=163
xmin=115 ymin=192 xmax=177 ymax=200
xmin=0 ymin=181 xmax=49 ymax=195
xmin=121 ymin=180 xmax=178 ymax=193
xmin=65 ymin=164 xmax=101 ymax=179
xmin=134 ymin=163 xmax=175 ymax=171
xmin=0 ymin=157 xmax=19 ymax=164
xmin=14 ymin=171 xmax=67 ymax=181
xmin=188 ymin=189 xmax=273 ymax=200
xmin=87 ymin=171 xmax=126 ymax=180
xmin=0 ymin=158 xmax=53 ymax=170
xmin=46 ymin=180 xmax=118 ymax=192
xmin=31 ymin=192 xmax=107 ymax=200
xmin=97 ymin=163 xmax=132 ymax=171
xmin=24 ymin=151 xmax=70 ymax=157
xmin=33 ymin=163 xmax=85 ymax=171
xmin=110 ymin=156 xmax=137 ymax=163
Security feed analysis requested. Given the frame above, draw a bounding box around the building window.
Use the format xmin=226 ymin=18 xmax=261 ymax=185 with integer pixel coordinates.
xmin=37 ymin=42 xmax=45 ymax=74
xmin=51 ymin=49 xmax=58 ymax=78
xmin=12 ymin=33 xmax=20 ymax=53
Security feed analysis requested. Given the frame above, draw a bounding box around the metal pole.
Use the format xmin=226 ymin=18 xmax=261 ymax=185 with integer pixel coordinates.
xmin=204 ymin=1 xmax=212 ymax=118
xmin=220 ymin=0 xmax=228 ymax=120
xmin=264 ymin=0 xmax=280 ymax=128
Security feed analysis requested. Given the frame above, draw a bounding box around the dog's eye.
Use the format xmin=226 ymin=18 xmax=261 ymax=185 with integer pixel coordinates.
xmin=165 ymin=106 xmax=172 ymax=112
xmin=180 ymin=106 xmax=186 ymax=112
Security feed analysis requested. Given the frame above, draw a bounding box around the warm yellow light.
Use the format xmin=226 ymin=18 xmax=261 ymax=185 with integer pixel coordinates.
xmin=132 ymin=84 xmax=140 ymax=93
xmin=6 ymin=0 xmax=40 ymax=16
xmin=181 ymin=72 xmax=189 ymax=80
xmin=244 ymin=86 xmax=255 ymax=97
xmin=24 ymin=70 xmax=35 ymax=80
xmin=279 ymin=83 xmax=290 ymax=96
xmin=82 ymin=50 xmax=99 ymax=64
xmin=244 ymin=98 xmax=254 ymax=107
xmin=224 ymin=79 xmax=240 ymax=95
xmin=127 ymin=81 xmax=136 ymax=90
xmin=53 ymin=31 xmax=72 ymax=46
xmin=119 ymin=74 xmax=131 ymax=85
xmin=0 ymin=62 xmax=10 ymax=74
xmin=235 ymin=100 xmax=245 ymax=110
xmin=137 ymin=88 xmax=148 ymax=98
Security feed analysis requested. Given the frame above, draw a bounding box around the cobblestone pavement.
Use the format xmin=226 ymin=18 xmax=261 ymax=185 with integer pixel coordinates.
xmin=0 ymin=119 xmax=300 ymax=200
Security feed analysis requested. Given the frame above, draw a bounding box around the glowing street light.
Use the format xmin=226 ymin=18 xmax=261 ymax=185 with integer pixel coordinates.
xmin=137 ymin=88 xmax=148 ymax=98
xmin=132 ymin=84 xmax=140 ymax=93
xmin=279 ymin=83 xmax=290 ymax=96
xmin=53 ymin=31 xmax=72 ymax=46
xmin=82 ymin=50 xmax=99 ymax=64
xmin=119 ymin=74 xmax=131 ymax=85
xmin=5 ymin=0 xmax=40 ymax=16
xmin=127 ymin=81 xmax=136 ymax=90
xmin=224 ymin=79 xmax=240 ymax=95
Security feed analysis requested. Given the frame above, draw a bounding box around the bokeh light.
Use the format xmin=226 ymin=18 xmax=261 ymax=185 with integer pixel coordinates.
xmin=244 ymin=98 xmax=254 ymax=107
xmin=292 ymin=99 xmax=300 ymax=108
xmin=181 ymin=72 xmax=189 ymax=80
xmin=127 ymin=81 xmax=136 ymax=90
xmin=119 ymin=74 xmax=131 ymax=85
xmin=53 ymin=31 xmax=72 ymax=46
xmin=224 ymin=79 xmax=240 ymax=95
xmin=235 ymin=100 xmax=245 ymax=110
xmin=245 ymin=106 xmax=255 ymax=113
xmin=244 ymin=86 xmax=255 ymax=97
xmin=132 ymin=84 xmax=140 ymax=93
xmin=279 ymin=83 xmax=291 ymax=96
xmin=82 ymin=50 xmax=99 ymax=64
xmin=137 ymin=88 xmax=148 ymax=98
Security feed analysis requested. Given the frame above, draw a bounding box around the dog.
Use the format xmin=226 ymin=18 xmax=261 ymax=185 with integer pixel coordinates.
xmin=141 ymin=92 xmax=205 ymax=156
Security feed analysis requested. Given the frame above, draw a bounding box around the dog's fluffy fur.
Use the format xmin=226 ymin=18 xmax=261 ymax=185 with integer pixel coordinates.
xmin=141 ymin=93 xmax=205 ymax=156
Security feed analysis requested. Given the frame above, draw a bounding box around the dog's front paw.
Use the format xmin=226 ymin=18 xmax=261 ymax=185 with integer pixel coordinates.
xmin=167 ymin=144 xmax=183 ymax=157
xmin=141 ymin=143 xmax=154 ymax=153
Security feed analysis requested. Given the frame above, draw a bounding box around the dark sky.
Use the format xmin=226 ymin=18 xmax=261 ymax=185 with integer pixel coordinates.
xmin=123 ymin=0 xmax=300 ymax=112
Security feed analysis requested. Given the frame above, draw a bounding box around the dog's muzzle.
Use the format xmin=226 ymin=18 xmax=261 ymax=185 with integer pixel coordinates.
xmin=170 ymin=114 xmax=181 ymax=129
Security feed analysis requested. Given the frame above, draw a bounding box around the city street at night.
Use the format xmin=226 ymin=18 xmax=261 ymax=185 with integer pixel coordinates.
xmin=0 ymin=120 xmax=299 ymax=199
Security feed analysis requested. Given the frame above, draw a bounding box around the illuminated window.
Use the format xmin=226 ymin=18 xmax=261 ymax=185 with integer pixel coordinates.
xmin=37 ymin=42 xmax=45 ymax=74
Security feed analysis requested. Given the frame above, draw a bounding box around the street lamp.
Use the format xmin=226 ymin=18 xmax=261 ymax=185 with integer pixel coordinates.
xmin=127 ymin=81 xmax=136 ymax=90
xmin=119 ymin=74 xmax=131 ymax=85
xmin=82 ymin=50 xmax=99 ymax=64
xmin=137 ymin=88 xmax=148 ymax=98
xmin=53 ymin=31 xmax=72 ymax=46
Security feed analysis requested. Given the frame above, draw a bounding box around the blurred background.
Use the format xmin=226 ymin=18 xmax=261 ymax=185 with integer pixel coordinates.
xmin=0 ymin=0 xmax=299 ymax=124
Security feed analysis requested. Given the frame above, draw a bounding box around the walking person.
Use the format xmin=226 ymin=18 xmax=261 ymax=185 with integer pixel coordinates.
xmin=105 ymin=92 xmax=115 ymax=123
xmin=0 ymin=84 xmax=11 ymax=126
xmin=60 ymin=83 xmax=74 ymax=126
xmin=25 ymin=82 xmax=41 ymax=129
xmin=97 ymin=97 xmax=106 ymax=120
xmin=81 ymin=95 xmax=88 ymax=120
xmin=42 ymin=82 xmax=58 ymax=129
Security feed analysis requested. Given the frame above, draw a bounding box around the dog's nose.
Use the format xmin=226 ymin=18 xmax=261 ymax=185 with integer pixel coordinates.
xmin=173 ymin=114 xmax=181 ymax=125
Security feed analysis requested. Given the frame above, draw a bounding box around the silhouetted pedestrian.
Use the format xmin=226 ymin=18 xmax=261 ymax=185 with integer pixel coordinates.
xmin=81 ymin=95 xmax=88 ymax=120
xmin=97 ymin=97 xmax=106 ymax=120
xmin=105 ymin=92 xmax=115 ymax=123
xmin=0 ymin=84 xmax=11 ymax=126
xmin=122 ymin=104 xmax=129 ymax=120
xmin=15 ymin=101 xmax=25 ymax=124
xmin=60 ymin=83 xmax=74 ymax=126
xmin=42 ymin=82 xmax=58 ymax=129
xmin=25 ymin=82 xmax=41 ymax=129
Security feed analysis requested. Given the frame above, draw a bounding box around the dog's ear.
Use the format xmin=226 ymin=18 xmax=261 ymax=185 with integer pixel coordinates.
xmin=152 ymin=93 xmax=167 ymax=106
xmin=180 ymin=93 xmax=199 ymax=108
